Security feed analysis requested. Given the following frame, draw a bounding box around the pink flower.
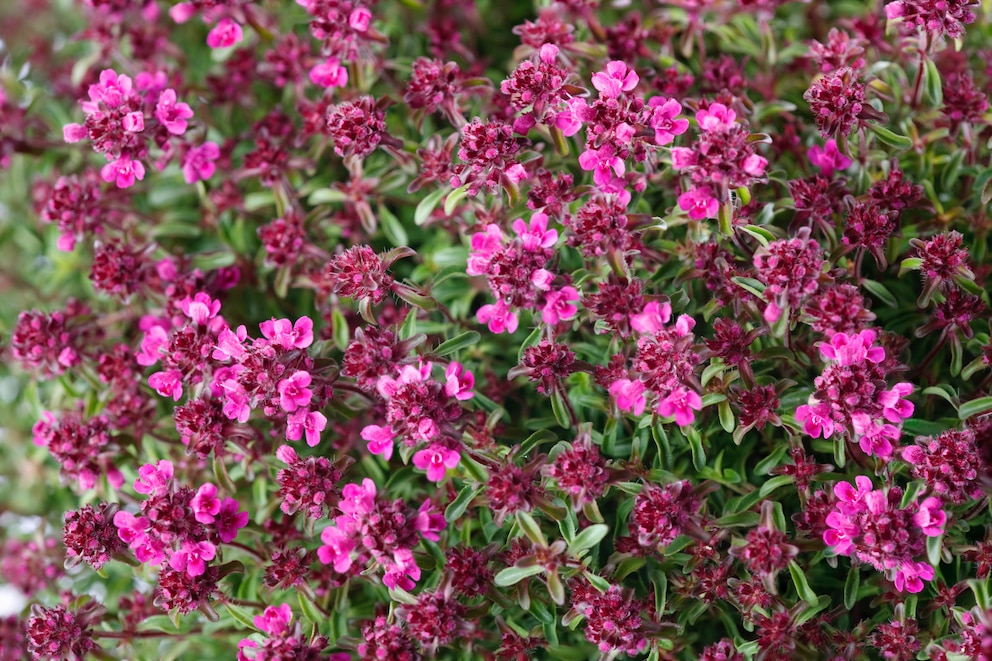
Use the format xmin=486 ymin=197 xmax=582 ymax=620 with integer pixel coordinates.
xmin=277 ymin=371 xmax=313 ymax=412
xmin=259 ymin=316 xmax=314 ymax=350
xmin=122 ymin=112 xmax=144 ymax=133
xmin=154 ymin=89 xmax=193 ymax=135
xmin=348 ymin=7 xmax=371 ymax=31
xmin=531 ymin=268 xmax=554 ymax=291
xmin=361 ymin=424 xmax=395 ymax=460
xmin=286 ymin=409 xmax=327 ymax=447
xmin=578 ymin=144 xmax=625 ymax=188
xmin=913 ymin=497 xmax=946 ymax=537
xmin=851 ymin=413 xmax=898 ymax=459
xmin=213 ymin=325 xmax=248 ymax=361
xmin=669 ymin=147 xmax=696 ymax=170
xmin=206 ymin=17 xmax=243 ymax=49
xmin=466 ymin=223 xmax=504 ymax=276
xmin=180 ymin=292 xmax=222 ymax=324
xmin=169 ymin=2 xmax=195 ymax=22
xmin=413 ymin=444 xmax=461 ymax=482
xmin=647 ymin=96 xmax=689 ymax=145
xmin=512 ymin=212 xmax=558 ymax=252
xmin=86 ymin=69 xmax=133 ymax=110
xmin=823 ymin=511 xmax=858 ymax=556
xmin=796 ymin=401 xmax=835 ymax=438
xmin=630 ymin=300 xmax=672 ymax=334
xmin=215 ymin=498 xmax=249 ymax=543
xmin=879 ymin=383 xmax=914 ymax=422
xmin=149 ymin=369 xmax=184 ymax=401
xmin=414 ymin=502 xmax=446 ymax=541
xmin=101 ymin=156 xmax=145 ymax=188
xmin=696 ymin=103 xmax=736 ymax=131
xmin=191 ymin=483 xmax=222 ymax=524
xmin=444 ymin=362 xmax=475 ymax=400
xmin=657 ymin=387 xmax=703 ymax=426
xmin=220 ymin=379 xmax=251 ymax=423
xmin=170 ymin=540 xmax=216 ymax=576
xmin=893 ymin=560 xmax=933 ymax=593
xmin=591 ymin=61 xmax=639 ymax=98
xmin=742 ymin=154 xmax=768 ymax=177
xmin=135 ymin=71 xmax=168 ymax=93
xmin=807 ymin=139 xmax=852 ymax=176
xmin=819 ymin=330 xmax=884 ymax=366
xmin=554 ymin=97 xmax=587 ymax=137
xmin=134 ymin=460 xmax=174 ymax=496
xmin=63 ymin=123 xmax=87 ymax=143
xmin=137 ymin=324 xmax=169 ymax=366
xmin=318 ymin=526 xmax=356 ymax=573
xmin=542 ymin=286 xmax=579 ymax=325
xmin=477 ymin=299 xmax=519 ymax=334
xmin=609 ymin=378 xmax=647 ymax=416
xmin=309 ymin=58 xmax=349 ymax=88
xmin=182 ymin=142 xmax=220 ymax=184
xmin=254 ymin=604 xmax=293 ymax=637
xmin=677 ymin=187 xmax=718 ymax=220
xmin=340 ymin=478 xmax=377 ymax=517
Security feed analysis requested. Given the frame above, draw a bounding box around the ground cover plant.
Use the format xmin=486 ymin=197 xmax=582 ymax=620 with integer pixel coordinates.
xmin=2 ymin=0 xmax=992 ymax=658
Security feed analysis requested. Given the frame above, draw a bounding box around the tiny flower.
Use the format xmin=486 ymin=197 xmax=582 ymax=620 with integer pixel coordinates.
xmin=647 ymin=96 xmax=689 ymax=146
xmin=286 ymin=409 xmax=327 ymax=447
xmin=795 ymin=401 xmax=834 ymax=438
xmin=101 ymin=156 xmax=146 ymax=189
xmin=609 ymin=378 xmax=647 ymax=415
xmin=63 ymin=123 xmax=87 ymax=143
xmin=215 ymin=498 xmax=249 ymax=543
xmin=657 ymin=387 xmax=703 ymax=426
xmin=309 ymin=58 xmax=349 ymax=88
xmin=318 ymin=526 xmax=356 ymax=573
xmin=531 ymin=268 xmax=555 ymax=291
xmin=122 ymin=111 xmax=145 ymax=133
xmin=542 ymin=286 xmax=579 ymax=325
xmin=742 ymin=153 xmax=768 ymax=177
xmin=169 ymin=2 xmax=195 ymax=22
xmin=591 ymin=61 xmax=639 ymax=98
xmin=206 ymin=17 xmax=243 ymax=49
xmin=348 ymin=7 xmax=371 ymax=31
xmin=182 ymin=142 xmax=220 ymax=184
xmin=677 ymin=187 xmax=719 ymax=220
xmin=340 ymin=478 xmax=377 ymax=517
xmin=670 ymin=147 xmax=696 ymax=170
xmin=578 ymin=144 xmax=625 ymax=188
xmin=807 ymin=139 xmax=852 ymax=176
xmin=277 ymin=371 xmax=313 ymax=413
xmin=696 ymin=103 xmax=736 ymax=131
xmin=254 ymin=604 xmax=293 ymax=637
xmin=630 ymin=300 xmax=672 ymax=334
xmin=414 ymin=502 xmax=446 ymax=541
xmin=444 ymin=362 xmax=475 ymax=400
xmin=149 ymin=368 xmax=184 ymax=401
xmin=213 ymin=325 xmax=248 ymax=361
xmin=512 ymin=212 xmax=558 ymax=252
xmin=477 ymin=299 xmax=519 ymax=334
xmin=191 ymin=483 xmax=222 ymax=524
xmin=180 ymin=293 xmax=222 ymax=325
xmin=893 ymin=560 xmax=933 ymax=593
xmin=154 ymin=89 xmax=193 ymax=135
xmin=170 ymin=540 xmax=216 ymax=577
xmin=413 ymin=444 xmax=461 ymax=482
xmin=134 ymin=460 xmax=174 ymax=496
xmin=361 ymin=424 xmax=395 ymax=460
xmin=259 ymin=316 xmax=314 ymax=350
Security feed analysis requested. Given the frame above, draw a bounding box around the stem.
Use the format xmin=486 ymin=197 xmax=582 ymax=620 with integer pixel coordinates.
xmin=227 ymin=541 xmax=267 ymax=562
xmin=96 ymin=629 xmax=201 ymax=639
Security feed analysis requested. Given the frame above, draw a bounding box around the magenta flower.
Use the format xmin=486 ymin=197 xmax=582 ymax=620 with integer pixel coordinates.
xmin=542 ymin=286 xmax=579 ymax=325
xmin=647 ymin=96 xmax=689 ymax=146
xmin=657 ymin=387 xmax=703 ymax=426
xmin=879 ymin=383 xmax=914 ymax=422
xmin=361 ymin=424 xmax=395 ymax=460
xmin=413 ymin=444 xmax=461 ymax=482
xmin=348 ymin=6 xmax=372 ymax=31
xmin=180 ymin=293 xmax=222 ymax=325
xmin=169 ymin=540 xmax=216 ymax=577
xmin=85 ymin=69 xmax=133 ymax=110
xmin=309 ymin=58 xmax=349 ymax=88
xmin=591 ymin=61 xmax=639 ymax=98
xmin=317 ymin=526 xmax=356 ymax=573
xmin=818 ymin=329 xmax=884 ymax=366
xmin=259 ymin=316 xmax=314 ymax=350
xmin=101 ymin=156 xmax=145 ymax=189
xmin=609 ymin=378 xmax=647 ymax=416
xmin=467 ymin=224 xmax=504 ymax=276
xmin=182 ymin=142 xmax=220 ymax=184
xmin=554 ymin=97 xmax=587 ymax=137
xmin=894 ymin=560 xmax=934 ymax=594
xmin=851 ymin=413 xmax=899 ymax=459
xmin=286 ymin=409 xmax=327 ymax=446
xmin=340 ymin=478 xmax=377 ymax=517
xmin=630 ymin=300 xmax=673 ymax=334
xmin=213 ymin=325 xmax=248 ymax=361
xmin=795 ymin=402 xmax=835 ymax=438
xmin=913 ymin=497 xmax=946 ymax=537
xmin=677 ymin=187 xmax=718 ymax=220
xmin=121 ymin=111 xmax=144 ymax=133
xmin=215 ymin=498 xmax=250 ymax=543
xmin=807 ymin=139 xmax=852 ymax=176
xmin=154 ymin=89 xmax=193 ymax=135
xmin=578 ymin=144 xmax=625 ymax=188
xmin=133 ymin=460 xmax=174 ymax=496
xmin=414 ymin=502 xmax=446 ymax=542
xmin=277 ymin=371 xmax=313 ymax=413
xmin=254 ymin=604 xmax=293 ymax=637
xmin=444 ymin=362 xmax=475 ymax=401
xmin=512 ymin=212 xmax=558 ymax=252
xmin=477 ymin=299 xmax=518 ymax=334
xmin=62 ymin=123 xmax=87 ymax=143
xmin=137 ymin=324 xmax=169 ymax=366
xmin=206 ymin=17 xmax=243 ymax=49
xmin=191 ymin=483 xmax=222 ymax=524
xmin=696 ymin=103 xmax=737 ymax=131
xmin=149 ymin=368 xmax=184 ymax=401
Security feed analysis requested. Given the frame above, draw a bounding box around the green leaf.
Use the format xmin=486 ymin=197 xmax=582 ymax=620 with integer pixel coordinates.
xmin=307 ymin=188 xmax=348 ymax=205
xmin=687 ymin=428 xmax=706 ymax=471
xmin=516 ymin=511 xmax=548 ymax=547
xmin=844 ymin=565 xmax=860 ymax=610
xmin=789 ymin=561 xmax=818 ymax=604
xmin=567 ymin=524 xmax=609 ymax=557
xmin=331 ymin=306 xmax=350 ymax=352
xmin=494 ymin=563 xmax=545 ymax=587
xmin=759 ymin=474 xmax=794 ymax=497
xmin=378 ymin=204 xmax=409 ymax=247
xmin=718 ymin=399 xmax=735 ymax=433
xmin=445 ymin=484 xmax=480 ymax=522
xmin=739 ymin=225 xmax=775 ymax=247
xmin=927 ymin=534 xmax=943 ymax=566
xmin=583 ymin=571 xmax=612 ymax=593
xmin=861 ymin=279 xmax=898 ymax=307
xmin=223 ymin=602 xmax=259 ymax=631
xmin=732 ymin=276 xmax=766 ymax=298
xmin=414 ymin=187 xmax=448 ymax=226
xmin=959 ymin=396 xmax=992 ymax=420
xmin=433 ymin=331 xmax=481 ymax=358
xmin=298 ymin=593 xmax=323 ymax=625
xmin=923 ymin=57 xmax=942 ymax=107
xmin=550 ymin=389 xmax=572 ymax=428
xmin=870 ymin=124 xmax=913 ymax=149
xmin=444 ymin=184 xmax=470 ymax=216
xmin=899 ymin=257 xmax=923 ymax=273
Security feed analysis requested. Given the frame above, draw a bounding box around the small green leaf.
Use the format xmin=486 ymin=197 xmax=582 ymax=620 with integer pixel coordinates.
xmin=331 ymin=307 xmax=350 ymax=352
xmin=899 ymin=257 xmax=923 ymax=274
xmin=567 ymin=524 xmax=609 ymax=557
xmin=789 ymin=561 xmax=818 ymax=604
xmin=923 ymin=57 xmax=942 ymax=107
xmin=870 ymin=124 xmax=913 ymax=149
xmin=739 ymin=225 xmax=774 ymax=247
xmin=546 ymin=571 xmax=566 ymax=605
xmin=759 ymin=474 xmax=795 ymax=497
xmin=443 ymin=184 xmax=470 ymax=216
xmin=861 ymin=279 xmax=898 ymax=307
xmin=378 ymin=204 xmax=409 ymax=247
xmin=298 ymin=593 xmax=323 ymax=625
xmin=414 ymin=187 xmax=448 ymax=226
xmin=687 ymin=428 xmax=706 ymax=471
xmin=844 ymin=565 xmax=860 ymax=610
xmin=307 ymin=188 xmax=348 ymax=205
xmin=732 ymin=276 xmax=766 ymax=298
xmin=550 ymin=389 xmax=572 ymax=428
xmin=494 ymin=563 xmax=545 ymax=587
xmin=959 ymin=396 xmax=992 ymax=420
xmin=583 ymin=571 xmax=612 ymax=593
xmin=718 ymin=399 xmax=735 ymax=433
xmin=223 ymin=602 xmax=258 ymax=631
xmin=445 ymin=484 xmax=480 ymax=522
xmin=433 ymin=331 xmax=481 ymax=358
xmin=516 ymin=511 xmax=548 ymax=547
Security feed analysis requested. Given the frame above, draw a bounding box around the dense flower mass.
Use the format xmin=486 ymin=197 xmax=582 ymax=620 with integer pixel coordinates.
xmin=5 ymin=0 xmax=992 ymax=658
